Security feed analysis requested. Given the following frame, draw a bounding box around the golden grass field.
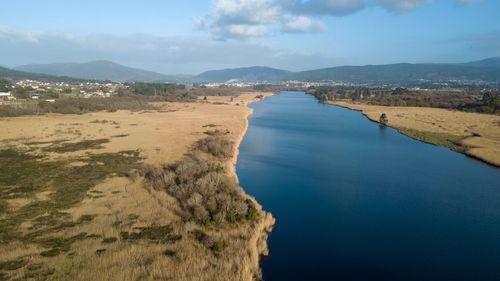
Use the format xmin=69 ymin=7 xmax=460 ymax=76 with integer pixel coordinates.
xmin=331 ymin=101 xmax=500 ymax=167
xmin=0 ymin=92 xmax=274 ymax=281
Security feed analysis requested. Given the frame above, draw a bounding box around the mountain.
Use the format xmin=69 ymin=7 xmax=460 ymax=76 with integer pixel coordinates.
xmin=196 ymin=66 xmax=290 ymax=82
xmin=192 ymin=58 xmax=500 ymax=83
xmin=15 ymin=61 xmax=180 ymax=83
xmin=0 ymin=66 xmax=88 ymax=82
xmin=462 ymin=57 xmax=500 ymax=69
xmin=286 ymin=62 xmax=500 ymax=83
xmin=7 ymin=57 xmax=500 ymax=84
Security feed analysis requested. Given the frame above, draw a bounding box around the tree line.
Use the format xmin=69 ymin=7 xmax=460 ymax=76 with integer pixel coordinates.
xmin=309 ymin=86 xmax=500 ymax=115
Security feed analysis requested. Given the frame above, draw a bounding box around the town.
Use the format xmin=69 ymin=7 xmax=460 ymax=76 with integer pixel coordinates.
xmin=1 ymin=76 xmax=498 ymax=107
xmin=0 ymin=79 xmax=121 ymax=105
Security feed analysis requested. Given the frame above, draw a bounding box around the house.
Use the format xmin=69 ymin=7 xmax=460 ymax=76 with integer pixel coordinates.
xmin=31 ymin=93 xmax=40 ymax=100
xmin=0 ymin=92 xmax=14 ymax=104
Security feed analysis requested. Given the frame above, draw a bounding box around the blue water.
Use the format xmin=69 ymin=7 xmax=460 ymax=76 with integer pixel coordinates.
xmin=236 ymin=92 xmax=500 ymax=281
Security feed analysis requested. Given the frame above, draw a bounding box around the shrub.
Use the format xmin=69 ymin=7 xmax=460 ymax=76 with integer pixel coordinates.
xmin=379 ymin=113 xmax=388 ymax=125
xmin=194 ymin=136 xmax=233 ymax=159
xmin=211 ymin=240 xmax=227 ymax=255
xmin=142 ymin=135 xmax=257 ymax=225
xmin=102 ymin=237 xmax=118 ymax=244
xmin=245 ymin=200 xmax=259 ymax=221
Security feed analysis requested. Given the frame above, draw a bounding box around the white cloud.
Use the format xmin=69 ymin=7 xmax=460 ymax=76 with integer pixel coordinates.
xmin=198 ymin=0 xmax=324 ymax=38
xmin=375 ymin=0 xmax=429 ymax=12
xmin=282 ymin=16 xmax=326 ymax=33
xmin=212 ymin=0 xmax=281 ymax=25
xmin=0 ymin=26 xmax=41 ymax=43
xmin=292 ymin=0 xmax=365 ymax=16
xmin=198 ymin=0 xmax=481 ymax=39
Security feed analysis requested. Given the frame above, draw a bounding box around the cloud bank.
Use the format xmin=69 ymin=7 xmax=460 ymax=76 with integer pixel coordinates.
xmin=0 ymin=27 xmax=335 ymax=74
xmin=197 ymin=0 xmax=480 ymax=39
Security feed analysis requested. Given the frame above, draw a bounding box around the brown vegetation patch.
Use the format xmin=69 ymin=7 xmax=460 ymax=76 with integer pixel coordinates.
xmin=44 ymin=139 xmax=110 ymax=153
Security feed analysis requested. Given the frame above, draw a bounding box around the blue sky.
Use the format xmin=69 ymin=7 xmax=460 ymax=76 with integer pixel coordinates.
xmin=1 ymin=0 xmax=499 ymax=74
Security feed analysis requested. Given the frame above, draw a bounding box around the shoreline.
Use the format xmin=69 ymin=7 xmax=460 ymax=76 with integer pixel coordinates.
xmin=328 ymin=101 xmax=500 ymax=168
xmin=229 ymin=93 xmax=275 ymax=280
xmin=229 ymin=93 xmax=273 ymax=181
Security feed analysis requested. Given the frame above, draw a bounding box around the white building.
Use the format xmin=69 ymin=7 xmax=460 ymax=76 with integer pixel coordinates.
xmin=0 ymin=92 xmax=14 ymax=104
xmin=0 ymin=92 xmax=13 ymax=98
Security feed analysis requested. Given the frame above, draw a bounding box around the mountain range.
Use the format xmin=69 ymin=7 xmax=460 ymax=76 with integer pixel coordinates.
xmin=196 ymin=66 xmax=290 ymax=82
xmin=3 ymin=57 xmax=500 ymax=83
xmin=15 ymin=61 xmax=181 ymax=83
xmin=0 ymin=66 xmax=89 ymax=82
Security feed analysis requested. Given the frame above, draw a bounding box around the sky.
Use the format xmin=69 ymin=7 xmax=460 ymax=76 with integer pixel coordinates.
xmin=1 ymin=0 xmax=499 ymax=74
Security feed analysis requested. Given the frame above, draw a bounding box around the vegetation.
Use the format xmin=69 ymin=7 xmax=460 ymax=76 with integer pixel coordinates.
xmin=120 ymin=225 xmax=182 ymax=243
xmin=194 ymin=134 xmax=233 ymax=159
xmin=142 ymin=135 xmax=258 ymax=225
xmin=0 ymin=147 xmax=141 ymax=247
xmin=0 ymin=79 xmax=11 ymax=92
xmin=0 ymin=66 xmax=90 ymax=83
xmin=482 ymin=92 xmax=500 ymax=114
xmin=287 ymin=61 xmax=500 ymax=83
xmin=0 ymin=96 xmax=270 ymax=280
xmin=379 ymin=113 xmax=388 ymax=125
xmin=44 ymin=139 xmax=110 ymax=153
xmin=0 ymin=96 xmax=160 ymax=117
xmin=309 ymin=86 xmax=500 ymax=115
xmin=0 ymin=259 xmax=28 ymax=271
xmin=0 ymin=80 xmax=262 ymax=118
xmin=127 ymin=82 xmax=186 ymax=96
xmin=398 ymin=128 xmax=468 ymax=153
xmin=101 ymin=237 xmax=118 ymax=244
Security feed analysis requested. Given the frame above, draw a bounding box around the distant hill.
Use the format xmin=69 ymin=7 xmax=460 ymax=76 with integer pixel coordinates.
xmin=462 ymin=57 xmax=500 ymax=69
xmin=196 ymin=66 xmax=290 ymax=82
xmin=192 ymin=58 xmax=500 ymax=83
xmin=15 ymin=61 xmax=180 ymax=83
xmin=0 ymin=66 xmax=87 ymax=82
xmin=285 ymin=62 xmax=500 ymax=83
xmin=7 ymin=57 xmax=500 ymax=84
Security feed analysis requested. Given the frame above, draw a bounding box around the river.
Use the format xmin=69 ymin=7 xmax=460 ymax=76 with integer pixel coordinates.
xmin=237 ymin=92 xmax=500 ymax=281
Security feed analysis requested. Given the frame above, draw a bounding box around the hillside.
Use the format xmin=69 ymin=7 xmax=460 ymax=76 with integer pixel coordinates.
xmin=286 ymin=63 xmax=500 ymax=83
xmin=7 ymin=57 xmax=500 ymax=84
xmin=194 ymin=58 xmax=500 ymax=83
xmin=0 ymin=66 xmax=87 ymax=82
xmin=15 ymin=61 xmax=180 ymax=83
xmin=462 ymin=57 xmax=500 ymax=69
xmin=196 ymin=66 xmax=290 ymax=82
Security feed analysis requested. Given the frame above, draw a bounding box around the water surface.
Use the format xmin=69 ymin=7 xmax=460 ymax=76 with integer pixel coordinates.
xmin=237 ymin=92 xmax=500 ymax=281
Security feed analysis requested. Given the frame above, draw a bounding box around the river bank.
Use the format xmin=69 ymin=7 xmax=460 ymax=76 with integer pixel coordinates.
xmin=329 ymin=101 xmax=500 ymax=167
xmin=214 ymin=92 xmax=275 ymax=281
xmin=0 ymin=92 xmax=274 ymax=280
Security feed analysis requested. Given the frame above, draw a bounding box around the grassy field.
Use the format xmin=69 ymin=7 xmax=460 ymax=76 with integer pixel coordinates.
xmin=0 ymin=93 xmax=274 ymax=281
xmin=331 ymin=101 xmax=500 ymax=167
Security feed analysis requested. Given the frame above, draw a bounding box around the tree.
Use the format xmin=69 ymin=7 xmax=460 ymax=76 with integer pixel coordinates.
xmin=0 ymin=79 xmax=11 ymax=92
xmin=483 ymin=92 xmax=500 ymax=112
xmin=392 ymin=87 xmax=408 ymax=95
xmin=379 ymin=113 xmax=388 ymax=125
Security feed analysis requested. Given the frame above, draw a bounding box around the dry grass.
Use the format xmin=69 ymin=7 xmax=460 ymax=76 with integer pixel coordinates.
xmin=332 ymin=101 xmax=500 ymax=167
xmin=0 ymin=93 xmax=271 ymax=165
xmin=0 ymin=92 xmax=274 ymax=281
